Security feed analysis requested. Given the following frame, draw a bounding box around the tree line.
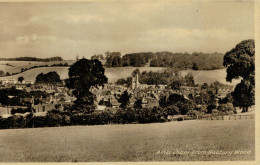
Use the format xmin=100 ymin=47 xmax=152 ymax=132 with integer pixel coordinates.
xmin=116 ymin=68 xmax=195 ymax=87
xmin=0 ymin=56 xmax=63 ymax=62
xmin=102 ymin=51 xmax=224 ymax=70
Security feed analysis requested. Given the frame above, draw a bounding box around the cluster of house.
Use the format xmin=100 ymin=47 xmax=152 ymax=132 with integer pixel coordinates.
xmin=0 ymin=79 xmax=76 ymax=117
xmin=93 ymin=73 xmax=168 ymax=111
xmin=1 ymin=79 xmax=34 ymax=85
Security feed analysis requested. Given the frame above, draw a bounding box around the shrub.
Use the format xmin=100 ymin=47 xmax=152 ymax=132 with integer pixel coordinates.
xmin=45 ymin=110 xmax=63 ymax=127
xmin=11 ymin=108 xmax=32 ymax=115
xmin=136 ymin=107 xmax=165 ymax=123
xmin=211 ymin=109 xmax=219 ymax=116
xmin=96 ymin=111 xmax=113 ymax=125
xmin=32 ymin=116 xmax=47 ymax=128
xmin=113 ymin=108 xmax=137 ymax=124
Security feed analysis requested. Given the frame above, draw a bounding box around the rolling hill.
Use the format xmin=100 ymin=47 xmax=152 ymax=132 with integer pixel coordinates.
xmin=0 ymin=66 xmax=240 ymax=85
xmin=0 ymin=60 xmax=75 ymax=74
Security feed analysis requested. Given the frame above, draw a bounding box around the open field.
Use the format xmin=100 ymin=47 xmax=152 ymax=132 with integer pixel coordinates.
xmin=0 ymin=120 xmax=254 ymax=162
xmin=0 ymin=66 xmax=239 ymax=85
xmin=180 ymin=69 xmax=241 ymax=85
xmin=0 ymin=60 xmax=75 ymax=74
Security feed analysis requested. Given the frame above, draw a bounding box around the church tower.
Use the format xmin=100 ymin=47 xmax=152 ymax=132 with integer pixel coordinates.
xmin=135 ymin=73 xmax=139 ymax=89
xmin=131 ymin=73 xmax=140 ymax=90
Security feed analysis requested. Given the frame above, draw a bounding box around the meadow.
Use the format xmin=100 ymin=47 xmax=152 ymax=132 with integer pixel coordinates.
xmin=0 ymin=120 xmax=254 ymax=162
xmin=0 ymin=60 xmax=75 ymax=74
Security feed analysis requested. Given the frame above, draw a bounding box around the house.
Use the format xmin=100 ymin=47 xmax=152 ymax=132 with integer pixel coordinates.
xmin=15 ymin=83 xmax=26 ymax=90
xmin=1 ymin=79 xmax=8 ymax=85
xmin=129 ymin=97 xmax=137 ymax=108
xmin=110 ymin=100 xmax=120 ymax=108
xmin=32 ymin=103 xmax=55 ymax=113
xmin=25 ymin=80 xmax=34 ymax=84
xmin=146 ymin=98 xmax=159 ymax=108
xmin=96 ymin=105 xmax=106 ymax=111
xmin=8 ymin=79 xmax=17 ymax=84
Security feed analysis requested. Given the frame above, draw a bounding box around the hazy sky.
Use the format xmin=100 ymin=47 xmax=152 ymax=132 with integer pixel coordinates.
xmin=0 ymin=1 xmax=254 ymax=60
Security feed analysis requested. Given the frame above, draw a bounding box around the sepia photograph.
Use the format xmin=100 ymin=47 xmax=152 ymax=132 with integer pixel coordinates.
xmin=0 ymin=0 xmax=256 ymax=162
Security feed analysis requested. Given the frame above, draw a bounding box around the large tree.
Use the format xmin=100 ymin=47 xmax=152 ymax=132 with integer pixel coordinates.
xmin=223 ymin=39 xmax=255 ymax=112
xmin=118 ymin=90 xmax=131 ymax=109
xmin=35 ymin=71 xmax=61 ymax=84
xmin=66 ymin=58 xmax=108 ymax=113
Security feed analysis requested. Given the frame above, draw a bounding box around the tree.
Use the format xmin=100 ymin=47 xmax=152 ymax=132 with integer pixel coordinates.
xmin=35 ymin=72 xmax=61 ymax=84
xmin=232 ymin=80 xmax=254 ymax=112
xmin=0 ymin=70 xmax=4 ymax=77
xmin=132 ymin=69 xmax=140 ymax=77
xmin=224 ymin=39 xmax=255 ymax=83
xmin=111 ymin=55 xmax=122 ymax=67
xmin=170 ymin=79 xmax=182 ymax=90
xmin=185 ymin=72 xmax=195 ymax=87
xmin=201 ymin=83 xmax=208 ymax=90
xmin=5 ymin=72 xmax=10 ymax=76
xmin=134 ymin=99 xmax=142 ymax=109
xmin=66 ymin=59 xmax=108 ymax=113
xmin=116 ymin=78 xmax=127 ymax=85
xmin=223 ymin=39 xmax=255 ymax=112
xmin=159 ymin=96 xmax=168 ymax=108
xmin=192 ymin=62 xmax=199 ymax=70
xmin=118 ymin=90 xmax=131 ymax=109
xmin=18 ymin=76 xmax=24 ymax=83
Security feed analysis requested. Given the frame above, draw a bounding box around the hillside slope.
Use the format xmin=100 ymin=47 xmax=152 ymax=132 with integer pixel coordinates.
xmin=0 ymin=67 xmax=240 ymax=85
xmin=0 ymin=60 xmax=75 ymax=74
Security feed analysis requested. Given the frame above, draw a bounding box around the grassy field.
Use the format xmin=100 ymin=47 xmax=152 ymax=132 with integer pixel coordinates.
xmin=0 ymin=120 xmax=254 ymax=162
xmin=0 ymin=66 xmax=239 ymax=85
xmin=181 ymin=69 xmax=240 ymax=85
xmin=0 ymin=60 xmax=75 ymax=74
xmin=0 ymin=66 xmax=166 ymax=83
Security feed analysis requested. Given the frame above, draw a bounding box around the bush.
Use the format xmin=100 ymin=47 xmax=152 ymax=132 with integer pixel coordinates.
xmin=0 ymin=107 xmax=170 ymax=129
xmin=45 ymin=110 xmax=63 ymax=127
xmin=11 ymin=108 xmax=32 ymax=115
xmin=95 ymin=111 xmax=113 ymax=124
xmin=32 ymin=116 xmax=47 ymax=128
xmin=136 ymin=107 xmax=166 ymax=123
xmin=113 ymin=108 xmax=137 ymax=124
xmin=211 ymin=109 xmax=219 ymax=116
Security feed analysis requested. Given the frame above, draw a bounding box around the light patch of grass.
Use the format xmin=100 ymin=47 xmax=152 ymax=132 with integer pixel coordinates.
xmin=0 ymin=120 xmax=254 ymax=162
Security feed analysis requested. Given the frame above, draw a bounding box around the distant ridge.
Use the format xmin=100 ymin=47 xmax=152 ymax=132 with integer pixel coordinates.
xmin=0 ymin=56 xmax=63 ymax=62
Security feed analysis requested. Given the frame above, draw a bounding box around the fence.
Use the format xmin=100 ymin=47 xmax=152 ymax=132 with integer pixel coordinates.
xmin=224 ymin=114 xmax=254 ymax=120
xmin=198 ymin=114 xmax=254 ymax=120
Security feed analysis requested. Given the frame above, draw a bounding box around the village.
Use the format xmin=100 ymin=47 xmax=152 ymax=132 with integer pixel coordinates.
xmin=0 ymin=68 xmax=234 ymax=120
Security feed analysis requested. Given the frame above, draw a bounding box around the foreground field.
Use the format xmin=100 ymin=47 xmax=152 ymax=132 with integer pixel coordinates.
xmin=0 ymin=120 xmax=254 ymax=162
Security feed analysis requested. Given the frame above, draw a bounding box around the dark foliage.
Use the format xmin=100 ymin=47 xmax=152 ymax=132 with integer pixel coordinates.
xmin=18 ymin=76 xmax=24 ymax=83
xmin=223 ymin=39 xmax=255 ymax=112
xmin=105 ymin=51 xmax=224 ymax=70
xmin=118 ymin=90 xmax=131 ymax=108
xmin=35 ymin=71 xmax=61 ymax=84
xmin=66 ymin=58 xmax=108 ymax=113
xmin=0 ymin=56 xmax=63 ymax=62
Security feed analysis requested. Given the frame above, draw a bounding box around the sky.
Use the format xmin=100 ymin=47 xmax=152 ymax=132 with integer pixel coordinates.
xmin=0 ymin=1 xmax=254 ymax=60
